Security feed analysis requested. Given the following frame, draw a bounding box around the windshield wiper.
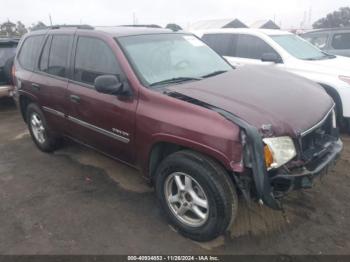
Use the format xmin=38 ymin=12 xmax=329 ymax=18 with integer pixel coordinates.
xmin=201 ymin=70 xmax=227 ymax=78
xmin=149 ymin=77 xmax=201 ymax=87
xmin=304 ymin=53 xmax=336 ymax=61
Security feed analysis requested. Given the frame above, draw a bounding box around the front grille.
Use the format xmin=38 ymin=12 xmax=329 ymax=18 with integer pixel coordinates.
xmin=299 ymin=109 xmax=335 ymax=162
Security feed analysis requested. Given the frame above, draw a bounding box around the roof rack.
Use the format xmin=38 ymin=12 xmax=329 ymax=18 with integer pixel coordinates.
xmin=49 ymin=24 xmax=94 ymax=30
xmin=119 ymin=24 xmax=162 ymax=29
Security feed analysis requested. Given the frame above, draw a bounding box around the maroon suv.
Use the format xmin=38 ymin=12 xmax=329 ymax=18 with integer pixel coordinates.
xmin=13 ymin=26 xmax=342 ymax=241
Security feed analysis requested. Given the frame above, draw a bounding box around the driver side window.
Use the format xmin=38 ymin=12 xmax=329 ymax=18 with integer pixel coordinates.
xmin=236 ymin=34 xmax=279 ymax=60
xmin=73 ymin=37 xmax=122 ymax=86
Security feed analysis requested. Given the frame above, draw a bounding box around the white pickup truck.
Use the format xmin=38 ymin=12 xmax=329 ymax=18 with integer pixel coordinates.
xmin=194 ymin=28 xmax=350 ymax=133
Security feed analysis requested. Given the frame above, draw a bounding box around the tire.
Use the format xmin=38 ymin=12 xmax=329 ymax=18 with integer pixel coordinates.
xmin=347 ymin=118 xmax=350 ymax=135
xmin=3 ymin=57 xmax=14 ymax=85
xmin=26 ymin=103 xmax=61 ymax=152
xmin=155 ymin=150 xmax=238 ymax=242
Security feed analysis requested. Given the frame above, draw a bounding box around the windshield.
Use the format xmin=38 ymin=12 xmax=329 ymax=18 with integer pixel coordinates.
xmin=118 ymin=34 xmax=232 ymax=87
xmin=270 ymin=34 xmax=334 ymax=60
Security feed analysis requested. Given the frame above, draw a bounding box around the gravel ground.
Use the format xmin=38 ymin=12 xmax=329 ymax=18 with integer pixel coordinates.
xmin=0 ymin=98 xmax=349 ymax=255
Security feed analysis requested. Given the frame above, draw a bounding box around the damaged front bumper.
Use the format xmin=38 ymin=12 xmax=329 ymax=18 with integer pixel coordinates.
xmin=270 ymin=138 xmax=343 ymax=196
xmin=213 ymin=106 xmax=343 ymax=210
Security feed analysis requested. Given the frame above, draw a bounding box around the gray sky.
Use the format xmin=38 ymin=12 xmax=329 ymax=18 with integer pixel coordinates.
xmin=1 ymin=0 xmax=349 ymax=29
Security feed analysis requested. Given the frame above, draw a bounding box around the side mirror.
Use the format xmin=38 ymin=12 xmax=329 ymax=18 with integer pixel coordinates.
xmin=261 ymin=53 xmax=282 ymax=63
xmin=94 ymin=75 xmax=126 ymax=96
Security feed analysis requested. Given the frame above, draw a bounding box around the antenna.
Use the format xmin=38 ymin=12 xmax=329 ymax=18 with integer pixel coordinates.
xmin=49 ymin=14 xmax=53 ymax=26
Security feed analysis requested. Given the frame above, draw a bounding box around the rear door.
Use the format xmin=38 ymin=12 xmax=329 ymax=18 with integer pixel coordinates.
xmin=66 ymin=35 xmax=137 ymax=165
xmin=31 ymin=33 xmax=74 ymax=133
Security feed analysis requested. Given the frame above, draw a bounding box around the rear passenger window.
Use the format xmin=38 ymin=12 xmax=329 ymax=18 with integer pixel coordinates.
xmin=202 ymin=34 xmax=237 ymax=56
xmin=18 ymin=35 xmax=44 ymax=70
xmin=236 ymin=35 xmax=278 ymax=60
xmin=332 ymin=33 xmax=350 ymax=50
xmin=46 ymin=35 xmax=73 ymax=78
xmin=74 ymin=37 xmax=121 ymax=85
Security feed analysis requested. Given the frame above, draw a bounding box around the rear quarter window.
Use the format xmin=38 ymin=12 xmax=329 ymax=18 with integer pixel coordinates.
xmin=332 ymin=33 xmax=350 ymax=50
xmin=18 ymin=35 xmax=44 ymax=71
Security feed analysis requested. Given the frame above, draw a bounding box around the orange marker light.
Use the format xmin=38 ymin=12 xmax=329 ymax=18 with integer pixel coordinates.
xmin=264 ymin=145 xmax=273 ymax=168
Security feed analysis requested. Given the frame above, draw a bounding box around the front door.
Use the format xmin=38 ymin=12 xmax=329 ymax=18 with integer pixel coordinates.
xmin=66 ymin=36 xmax=137 ymax=165
xmin=226 ymin=34 xmax=283 ymax=68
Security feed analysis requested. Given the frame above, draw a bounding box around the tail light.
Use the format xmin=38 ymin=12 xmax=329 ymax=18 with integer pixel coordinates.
xmin=11 ymin=64 xmax=16 ymax=84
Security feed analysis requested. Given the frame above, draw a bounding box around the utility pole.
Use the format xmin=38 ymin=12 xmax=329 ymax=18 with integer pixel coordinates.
xmin=49 ymin=14 xmax=53 ymax=26
xmin=133 ymin=12 xmax=137 ymax=25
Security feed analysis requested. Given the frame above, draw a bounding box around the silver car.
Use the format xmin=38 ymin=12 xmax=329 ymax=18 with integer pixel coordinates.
xmin=302 ymin=28 xmax=350 ymax=57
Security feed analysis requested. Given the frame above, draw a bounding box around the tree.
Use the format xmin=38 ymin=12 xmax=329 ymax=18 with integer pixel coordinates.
xmin=313 ymin=7 xmax=350 ymax=29
xmin=30 ymin=21 xmax=47 ymax=31
xmin=0 ymin=20 xmax=16 ymax=36
xmin=16 ymin=21 xmax=27 ymax=36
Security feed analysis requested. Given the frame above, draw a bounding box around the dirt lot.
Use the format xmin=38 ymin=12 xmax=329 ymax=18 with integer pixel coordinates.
xmin=0 ymin=98 xmax=350 ymax=254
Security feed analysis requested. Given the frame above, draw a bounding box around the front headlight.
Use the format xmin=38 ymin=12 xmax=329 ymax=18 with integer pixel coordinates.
xmin=262 ymin=136 xmax=296 ymax=170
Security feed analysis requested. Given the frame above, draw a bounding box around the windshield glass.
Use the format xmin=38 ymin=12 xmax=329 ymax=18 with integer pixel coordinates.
xmin=270 ymin=34 xmax=333 ymax=60
xmin=118 ymin=34 xmax=232 ymax=87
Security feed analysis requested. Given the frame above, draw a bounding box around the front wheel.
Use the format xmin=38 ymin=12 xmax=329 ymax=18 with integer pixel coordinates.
xmin=155 ymin=150 xmax=238 ymax=242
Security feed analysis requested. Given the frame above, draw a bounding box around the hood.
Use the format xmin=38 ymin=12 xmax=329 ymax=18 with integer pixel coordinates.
xmin=167 ymin=66 xmax=334 ymax=137
xmin=298 ymin=55 xmax=350 ymax=77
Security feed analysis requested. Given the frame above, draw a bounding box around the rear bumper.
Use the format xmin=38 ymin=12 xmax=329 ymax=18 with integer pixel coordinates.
xmin=0 ymin=85 xmax=14 ymax=98
xmin=270 ymin=139 xmax=343 ymax=194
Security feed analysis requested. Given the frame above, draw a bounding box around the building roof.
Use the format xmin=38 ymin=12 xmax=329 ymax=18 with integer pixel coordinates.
xmin=189 ymin=19 xmax=248 ymax=30
xmin=250 ymin=20 xmax=280 ymax=30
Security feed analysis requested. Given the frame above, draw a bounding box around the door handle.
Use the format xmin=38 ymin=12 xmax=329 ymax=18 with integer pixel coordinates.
xmin=69 ymin=94 xmax=81 ymax=103
xmin=31 ymin=83 xmax=40 ymax=91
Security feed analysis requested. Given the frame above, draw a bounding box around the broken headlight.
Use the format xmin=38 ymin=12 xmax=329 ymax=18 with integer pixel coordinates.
xmin=263 ymin=136 xmax=296 ymax=170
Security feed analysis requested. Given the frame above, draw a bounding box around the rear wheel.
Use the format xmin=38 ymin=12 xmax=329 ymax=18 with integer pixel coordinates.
xmin=3 ymin=57 xmax=14 ymax=84
xmin=155 ymin=150 xmax=238 ymax=242
xmin=347 ymin=118 xmax=350 ymax=135
xmin=26 ymin=103 xmax=61 ymax=152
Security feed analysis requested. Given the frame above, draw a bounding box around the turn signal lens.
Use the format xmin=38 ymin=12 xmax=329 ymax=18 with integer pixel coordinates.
xmin=264 ymin=145 xmax=274 ymax=168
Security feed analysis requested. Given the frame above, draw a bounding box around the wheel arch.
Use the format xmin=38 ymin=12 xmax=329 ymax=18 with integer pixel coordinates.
xmin=319 ymin=83 xmax=343 ymax=121
xmin=146 ymin=137 xmax=233 ymax=183
xmin=18 ymin=92 xmax=37 ymax=123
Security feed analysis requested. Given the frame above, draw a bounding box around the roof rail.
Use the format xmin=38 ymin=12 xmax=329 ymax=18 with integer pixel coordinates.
xmin=50 ymin=24 xmax=94 ymax=30
xmin=119 ymin=24 xmax=162 ymax=29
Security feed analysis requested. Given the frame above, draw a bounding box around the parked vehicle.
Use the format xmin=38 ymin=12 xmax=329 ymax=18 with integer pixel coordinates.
xmin=13 ymin=26 xmax=342 ymax=241
xmin=196 ymin=28 xmax=350 ymax=132
xmin=301 ymin=28 xmax=350 ymax=57
xmin=0 ymin=38 xmax=18 ymax=98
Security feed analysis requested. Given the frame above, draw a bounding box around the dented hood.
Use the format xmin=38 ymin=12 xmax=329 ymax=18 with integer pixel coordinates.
xmin=168 ymin=66 xmax=334 ymax=137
